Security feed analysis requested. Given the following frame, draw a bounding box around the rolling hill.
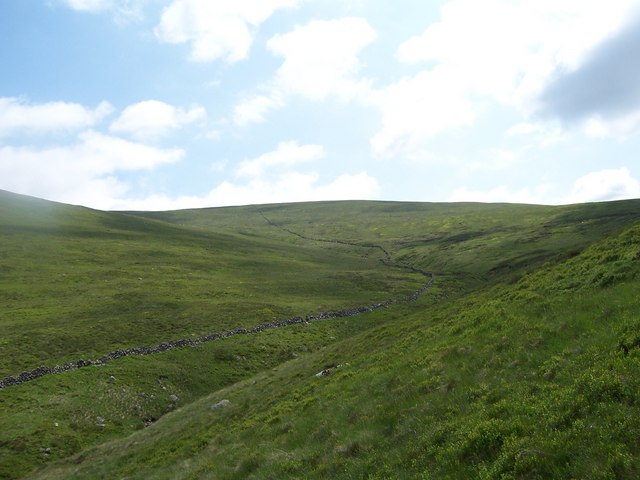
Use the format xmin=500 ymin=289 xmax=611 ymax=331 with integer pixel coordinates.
xmin=1 ymin=190 xmax=640 ymax=479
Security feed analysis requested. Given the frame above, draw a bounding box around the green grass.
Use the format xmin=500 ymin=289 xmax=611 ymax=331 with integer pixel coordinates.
xmin=2 ymin=190 xmax=640 ymax=479
xmin=0 ymin=192 xmax=422 ymax=377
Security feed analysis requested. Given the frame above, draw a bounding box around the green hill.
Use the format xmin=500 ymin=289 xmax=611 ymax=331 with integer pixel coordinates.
xmin=1 ymin=190 xmax=640 ymax=479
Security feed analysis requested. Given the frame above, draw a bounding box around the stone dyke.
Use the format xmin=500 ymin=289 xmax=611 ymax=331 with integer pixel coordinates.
xmin=0 ymin=212 xmax=434 ymax=390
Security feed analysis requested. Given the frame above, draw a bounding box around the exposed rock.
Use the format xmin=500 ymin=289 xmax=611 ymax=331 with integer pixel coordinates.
xmin=208 ymin=399 xmax=230 ymax=411
xmin=315 ymin=363 xmax=349 ymax=378
xmin=143 ymin=417 xmax=156 ymax=427
xmin=315 ymin=368 xmax=333 ymax=378
xmin=169 ymin=394 xmax=179 ymax=403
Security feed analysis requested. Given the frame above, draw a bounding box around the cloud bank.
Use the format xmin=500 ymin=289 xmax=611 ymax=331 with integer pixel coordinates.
xmin=370 ymin=0 xmax=639 ymax=157
xmin=569 ymin=168 xmax=640 ymax=203
xmin=0 ymin=130 xmax=184 ymax=209
xmin=451 ymin=168 xmax=640 ymax=205
xmin=537 ymin=12 xmax=640 ymax=136
xmin=236 ymin=141 xmax=324 ymax=177
xmin=233 ymin=17 xmax=376 ymax=126
xmin=112 ymin=171 xmax=380 ymax=211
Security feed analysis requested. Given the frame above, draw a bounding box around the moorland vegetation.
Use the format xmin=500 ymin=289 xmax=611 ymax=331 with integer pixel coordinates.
xmin=1 ymin=190 xmax=640 ymax=479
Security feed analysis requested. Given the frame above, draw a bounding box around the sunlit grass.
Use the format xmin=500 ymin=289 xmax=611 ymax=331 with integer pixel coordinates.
xmin=2 ymin=190 xmax=640 ymax=479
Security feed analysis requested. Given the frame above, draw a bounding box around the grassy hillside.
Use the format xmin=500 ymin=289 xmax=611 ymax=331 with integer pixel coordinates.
xmin=0 ymin=191 xmax=422 ymax=377
xmin=2 ymin=191 xmax=640 ymax=479
xmin=140 ymin=200 xmax=640 ymax=287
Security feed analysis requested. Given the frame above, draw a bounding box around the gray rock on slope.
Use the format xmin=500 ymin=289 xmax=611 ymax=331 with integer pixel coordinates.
xmin=208 ymin=400 xmax=230 ymax=411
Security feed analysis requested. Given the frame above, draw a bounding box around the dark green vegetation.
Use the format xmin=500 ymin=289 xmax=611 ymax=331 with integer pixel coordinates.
xmin=1 ymin=190 xmax=640 ymax=479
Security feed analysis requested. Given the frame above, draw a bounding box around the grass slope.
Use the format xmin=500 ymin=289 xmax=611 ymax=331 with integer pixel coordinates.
xmin=0 ymin=191 xmax=423 ymax=479
xmin=0 ymin=191 xmax=422 ymax=377
xmin=1 ymin=191 xmax=640 ymax=479
xmin=140 ymin=200 xmax=640 ymax=289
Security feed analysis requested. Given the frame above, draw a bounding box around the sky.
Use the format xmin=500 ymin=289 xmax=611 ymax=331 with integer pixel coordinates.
xmin=1 ymin=0 xmax=640 ymax=211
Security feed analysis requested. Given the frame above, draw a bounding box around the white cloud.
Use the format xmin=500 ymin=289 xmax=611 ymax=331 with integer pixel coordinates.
xmin=100 ymin=139 xmax=376 ymax=210
xmin=154 ymin=0 xmax=298 ymax=63
xmin=369 ymin=67 xmax=474 ymax=157
xmin=370 ymin=0 xmax=638 ymax=157
xmin=509 ymin=111 xmax=640 ymax=145
xmin=450 ymin=168 xmax=640 ymax=205
xmin=232 ymin=17 xmax=376 ymax=126
xmin=397 ymin=0 xmax=534 ymax=104
xmin=581 ymin=112 xmax=640 ymax=139
xmin=462 ymin=149 xmax=523 ymax=173
xmin=205 ymin=171 xmax=380 ymax=207
xmin=236 ymin=141 xmax=324 ymax=177
xmin=267 ymin=17 xmax=376 ymax=102
xmin=112 ymin=171 xmax=380 ymax=210
xmin=507 ymin=123 xmax=547 ymax=137
xmin=451 ymin=184 xmax=552 ymax=204
xmin=109 ymin=100 xmax=206 ymax=140
xmin=397 ymin=0 xmax=636 ymax=108
xmin=61 ymin=0 xmax=146 ymax=21
xmin=567 ymin=168 xmax=640 ymax=203
xmin=0 ymin=130 xmax=184 ymax=209
xmin=233 ymin=94 xmax=284 ymax=127
xmin=0 ymin=97 xmax=113 ymax=137
xmin=506 ymin=121 xmax=569 ymax=148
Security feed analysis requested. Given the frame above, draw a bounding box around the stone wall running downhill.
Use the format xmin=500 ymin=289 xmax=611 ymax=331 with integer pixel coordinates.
xmin=0 ymin=211 xmax=434 ymax=390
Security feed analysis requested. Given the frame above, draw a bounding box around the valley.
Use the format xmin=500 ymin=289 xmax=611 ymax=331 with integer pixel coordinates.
xmin=1 ymin=190 xmax=640 ymax=479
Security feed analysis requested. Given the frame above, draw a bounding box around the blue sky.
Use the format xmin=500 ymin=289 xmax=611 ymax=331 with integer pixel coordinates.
xmin=1 ymin=0 xmax=640 ymax=210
